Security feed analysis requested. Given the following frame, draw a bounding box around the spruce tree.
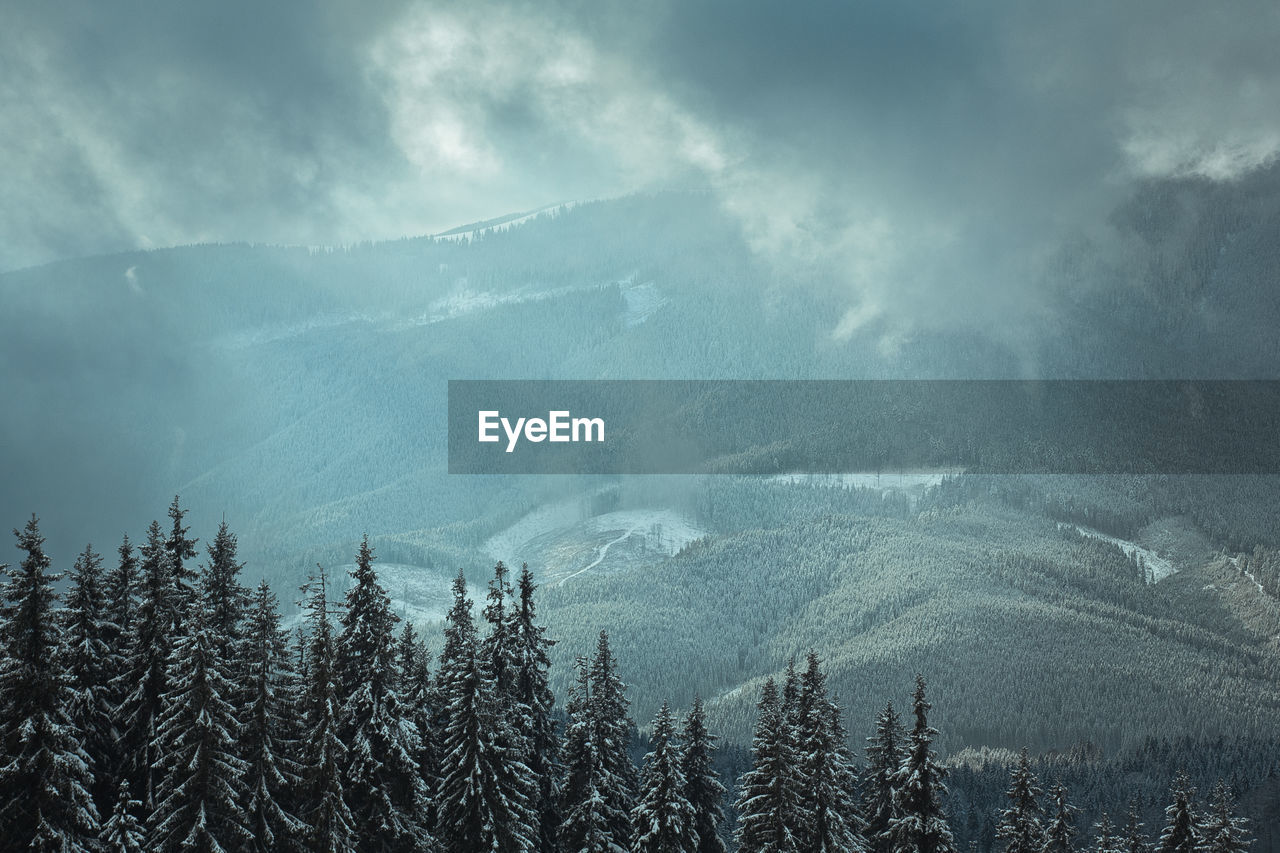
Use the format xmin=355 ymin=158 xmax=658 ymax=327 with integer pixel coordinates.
xmin=201 ymin=520 xmax=250 ymax=656
xmin=560 ymin=655 xmax=609 ymax=853
xmin=243 ymin=579 xmax=306 ymax=853
xmin=508 ymin=564 xmax=560 ymax=853
xmin=1095 ymin=814 xmax=1119 ymax=853
xmin=148 ymin=607 xmax=251 ymax=853
xmin=118 ymin=519 xmax=178 ymax=809
xmin=1123 ymin=802 xmax=1151 ymax=853
xmin=299 ymin=566 xmax=358 ymax=853
xmin=101 ymin=534 xmax=138 ymax=791
xmin=1045 ymin=782 xmax=1079 ymax=853
xmin=164 ymin=495 xmax=199 ymax=625
xmin=0 ymin=516 xmax=101 ymax=850
xmin=996 ymin=749 xmax=1044 ymax=853
xmin=102 ymin=781 xmax=146 ymax=853
xmin=437 ymin=570 xmax=536 ymax=853
xmin=864 ymin=701 xmax=905 ymax=853
xmin=1199 ymin=781 xmax=1249 ymax=853
xmin=734 ymin=678 xmax=800 ymax=853
xmin=631 ymin=700 xmax=697 ymax=853
xmin=888 ymin=675 xmax=957 ymax=853
xmin=679 ymin=696 xmax=727 ymax=853
xmin=62 ymin=543 xmax=116 ymax=812
xmin=398 ymin=622 xmax=440 ymax=834
xmin=1157 ymin=775 xmax=1199 ymax=853
xmin=336 ymin=535 xmax=434 ymax=852
xmin=480 ymin=561 xmax=518 ymax=698
xmin=590 ymin=630 xmax=640 ymax=850
xmin=794 ymin=652 xmax=865 ymax=853
xmin=105 ymin=534 xmax=138 ymax=643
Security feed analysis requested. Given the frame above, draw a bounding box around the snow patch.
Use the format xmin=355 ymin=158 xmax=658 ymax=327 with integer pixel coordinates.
xmin=1067 ymin=525 xmax=1178 ymax=583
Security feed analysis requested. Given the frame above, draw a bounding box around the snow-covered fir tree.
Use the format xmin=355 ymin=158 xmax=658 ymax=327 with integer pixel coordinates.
xmin=794 ymin=653 xmax=865 ymax=853
xmin=631 ymin=700 xmax=697 ymax=853
xmin=863 ymin=701 xmax=905 ymax=853
xmin=1199 ymin=781 xmax=1250 ymax=853
xmin=148 ymin=607 xmax=251 ymax=853
xmin=105 ymin=534 xmax=138 ymax=644
xmin=888 ymin=675 xmax=956 ymax=853
xmin=102 ymin=780 xmax=146 ymax=853
xmin=996 ymin=749 xmax=1044 ymax=853
xmin=118 ymin=519 xmax=178 ymax=809
xmin=480 ymin=561 xmax=518 ymax=698
xmin=1095 ymin=814 xmax=1120 ymax=853
xmin=560 ymin=655 xmax=616 ymax=853
xmin=0 ymin=516 xmax=101 ymax=850
xmin=201 ymin=520 xmax=250 ymax=658
xmin=398 ymin=621 xmax=440 ymax=836
xmin=61 ymin=543 xmax=116 ymax=812
xmin=509 ymin=563 xmax=560 ymax=853
xmin=336 ymin=535 xmax=435 ymax=853
xmin=1044 ymin=782 xmax=1079 ymax=853
xmin=164 ymin=496 xmax=199 ymax=627
xmin=1124 ymin=802 xmax=1152 ymax=853
xmin=679 ymin=695 xmax=727 ymax=853
xmin=299 ymin=566 xmax=358 ymax=853
xmin=243 ymin=578 xmax=306 ymax=853
xmin=1157 ymin=774 xmax=1199 ymax=853
xmin=437 ymin=570 xmax=536 ymax=853
xmin=590 ymin=630 xmax=640 ymax=849
xmin=734 ymin=677 xmax=801 ymax=853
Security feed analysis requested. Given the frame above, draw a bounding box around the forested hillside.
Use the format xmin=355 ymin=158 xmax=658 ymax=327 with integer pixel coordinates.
xmin=1 ymin=508 xmax=1274 ymax=852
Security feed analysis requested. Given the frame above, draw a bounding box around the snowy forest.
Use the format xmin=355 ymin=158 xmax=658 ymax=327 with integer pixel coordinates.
xmin=0 ymin=498 xmax=1260 ymax=853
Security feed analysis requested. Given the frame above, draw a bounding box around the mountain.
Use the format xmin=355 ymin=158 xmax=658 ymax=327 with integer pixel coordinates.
xmin=4 ymin=180 xmax=1280 ymax=757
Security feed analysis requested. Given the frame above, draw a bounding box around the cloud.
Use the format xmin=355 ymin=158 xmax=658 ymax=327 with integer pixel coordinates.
xmin=3 ymin=0 xmax=1279 ymax=353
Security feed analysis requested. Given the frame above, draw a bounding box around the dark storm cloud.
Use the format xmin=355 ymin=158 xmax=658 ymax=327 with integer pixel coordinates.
xmin=4 ymin=0 xmax=1279 ymax=347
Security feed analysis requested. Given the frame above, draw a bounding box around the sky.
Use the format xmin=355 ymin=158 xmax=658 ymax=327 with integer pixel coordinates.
xmin=4 ymin=0 xmax=1280 ymax=333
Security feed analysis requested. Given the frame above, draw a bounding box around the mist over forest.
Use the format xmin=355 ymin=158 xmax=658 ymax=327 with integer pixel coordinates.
xmin=4 ymin=2 xmax=1280 ymax=851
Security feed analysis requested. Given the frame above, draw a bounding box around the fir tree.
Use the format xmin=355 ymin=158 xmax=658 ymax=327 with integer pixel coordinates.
xmin=118 ymin=519 xmax=177 ymax=809
xmin=164 ymin=495 xmax=199 ymax=625
xmin=102 ymin=781 xmax=145 ymax=853
xmin=794 ymin=652 xmax=865 ymax=853
xmin=62 ymin=543 xmax=116 ymax=812
xmin=1045 ymin=782 xmax=1079 ymax=853
xmin=1123 ymin=802 xmax=1151 ymax=853
xmin=101 ymin=534 xmax=138 ymax=790
xmin=299 ymin=566 xmax=358 ymax=853
xmin=148 ymin=607 xmax=251 ymax=853
xmin=201 ymin=520 xmax=250 ymax=656
xmin=509 ymin=564 xmax=560 ymax=853
xmin=734 ymin=678 xmax=800 ymax=853
xmin=631 ymin=700 xmax=697 ymax=853
xmin=864 ymin=701 xmax=905 ymax=853
xmin=1157 ymin=775 xmax=1199 ymax=853
xmin=1199 ymin=781 xmax=1250 ymax=853
xmin=398 ymin=622 xmax=440 ymax=834
xmin=336 ymin=535 xmax=434 ymax=852
xmin=560 ymin=655 xmax=618 ymax=853
xmin=480 ymin=561 xmax=518 ymax=698
xmin=679 ymin=696 xmax=727 ymax=853
xmin=104 ymin=534 xmax=138 ymax=644
xmin=1095 ymin=814 xmax=1119 ymax=853
xmin=996 ymin=749 xmax=1044 ymax=853
xmin=437 ymin=570 xmax=536 ymax=853
xmin=590 ymin=630 xmax=640 ymax=851
xmin=0 ymin=516 xmax=101 ymax=850
xmin=888 ymin=675 xmax=957 ymax=853
xmin=243 ymin=579 xmax=306 ymax=853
